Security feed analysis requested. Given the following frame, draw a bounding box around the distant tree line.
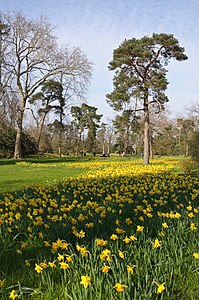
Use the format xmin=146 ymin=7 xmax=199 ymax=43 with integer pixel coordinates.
xmin=0 ymin=12 xmax=198 ymax=162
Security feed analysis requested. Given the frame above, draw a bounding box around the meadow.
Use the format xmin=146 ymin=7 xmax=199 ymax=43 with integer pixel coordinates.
xmin=0 ymin=156 xmax=199 ymax=299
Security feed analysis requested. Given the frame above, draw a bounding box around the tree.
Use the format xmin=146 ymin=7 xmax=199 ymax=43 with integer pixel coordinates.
xmin=107 ymin=33 xmax=188 ymax=164
xmin=2 ymin=12 xmax=92 ymax=158
xmin=188 ymin=131 xmax=199 ymax=162
xmin=29 ymin=79 xmax=64 ymax=152
xmin=71 ymin=103 xmax=102 ymax=154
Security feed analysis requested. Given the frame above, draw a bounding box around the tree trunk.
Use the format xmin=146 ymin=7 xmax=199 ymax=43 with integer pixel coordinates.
xmin=14 ymin=107 xmax=24 ymax=159
xmin=150 ymin=135 xmax=153 ymax=159
xmin=143 ymin=101 xmax=150 ymax=165
xmin=37 ymin=112 xmax=47 ymax=152
xmin=185 ymin=143 xmax=189 ymax=156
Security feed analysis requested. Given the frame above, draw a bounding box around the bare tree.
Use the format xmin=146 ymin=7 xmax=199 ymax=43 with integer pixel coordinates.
xmin=2 ymin=12 xmax=92 ymax=158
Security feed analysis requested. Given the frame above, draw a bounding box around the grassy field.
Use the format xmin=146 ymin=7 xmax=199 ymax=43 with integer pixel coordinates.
xmin=0 ymin=156 xmax=92 ymax=194
xmin=0 ymin=156 xmax=199 ymax=299
xmin=0 ymin=155 xmax=147 ymax=194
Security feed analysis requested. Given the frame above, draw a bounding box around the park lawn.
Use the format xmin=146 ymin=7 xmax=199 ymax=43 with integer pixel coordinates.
xmin=0 ymin=155 xmax=143 ymax=194
xmin=0 ymin=157 xmax=87 ymax=194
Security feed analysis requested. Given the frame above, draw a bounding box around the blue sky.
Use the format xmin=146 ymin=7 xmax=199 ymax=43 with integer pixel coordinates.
xmin=1 ymin=0 xmax=199 ymax=121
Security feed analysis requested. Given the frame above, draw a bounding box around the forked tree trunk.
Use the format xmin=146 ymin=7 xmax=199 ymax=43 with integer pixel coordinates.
xmin=143 ymin=100 xmax=150 ymax=165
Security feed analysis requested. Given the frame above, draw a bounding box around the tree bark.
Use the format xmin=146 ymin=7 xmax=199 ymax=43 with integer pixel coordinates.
xmin=14 ymin=107 xmax=24 ymax=158
xmin=37 ymin=111 xmax=47 ymax=152
xmin=143 ymin=100 xmax=150 ymax=164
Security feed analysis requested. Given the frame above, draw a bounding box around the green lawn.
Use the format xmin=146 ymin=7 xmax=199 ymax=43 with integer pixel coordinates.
xmin=0 ymin=157 xmax=87 ymax=194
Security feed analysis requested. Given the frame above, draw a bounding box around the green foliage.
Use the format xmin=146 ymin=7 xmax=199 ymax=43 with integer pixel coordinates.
xmin=71 ymin=103 xmax=102 ymax=153
xmin=0 ymin=121 xmax=37 ymax=158
xmin=107 ymin=33 xmax=188 ymax=112
xmin=189 ymin=131 xmax=199 ymax=161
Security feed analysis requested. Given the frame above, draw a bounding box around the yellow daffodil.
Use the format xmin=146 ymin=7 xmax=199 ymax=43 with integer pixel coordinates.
xmin=157 ymin=282 xmax=165 ymax=294
xmin=59 ymin=262 xmax=70 ymax=269
xmin=110 ymin=234 xmax=118 ymax=240
xmin=113 ymin=282 xmax=127 ymax=292
xmin=193 ymin=253 xmax=199 ymax=259
xmin=137 ymin=225 xmax=144 ymax=232
xmin=102 ymin=265 xmax=111 ymax=273
xmin=9 ymin=289 xmax=18 ymax=299
xmin=35 ymin=263 xmax=43 ymax=273
xmin=80 ymin=275 xmax=91 ymax=288
xmin=127 ymin=265 xmax=134 ymax=273
xmin=190 ymin=223 xmax=197 ymax=231
xmin=162 ymin=222 xmax=168 ymax=229
xmin=153 ymin=238 xmax=161 ymax=249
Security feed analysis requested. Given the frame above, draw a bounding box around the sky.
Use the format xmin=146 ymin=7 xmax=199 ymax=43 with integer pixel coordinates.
xmin=1 ymin=0 xmax=199 ymax=121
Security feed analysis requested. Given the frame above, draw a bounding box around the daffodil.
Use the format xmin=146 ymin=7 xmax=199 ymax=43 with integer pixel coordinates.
xmin=9 ymin=289 xmax=18 ymax=299
xmin=113 ymin=282 xmax=127 ymax=292
xmin=102 ymin=265 xmax=111 ymax=273
xmin=80 ymin=275 xmax=91 ymax=288
xmin=193 ymin=253 xmax=199 ymax=259
xmin=153 ymin=238 xmax=161 ymax=249
xmin=35 ymin=263 xmax=43 ymax=273
xmin=157 ymin=282 xmax=165 ymax=294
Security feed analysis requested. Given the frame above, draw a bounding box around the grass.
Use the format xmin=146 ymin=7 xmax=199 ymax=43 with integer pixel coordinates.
xmin=0 ymin=157 xmax=87 ymax=194
xmin=0 ymin=154 xmax=145 ymax=194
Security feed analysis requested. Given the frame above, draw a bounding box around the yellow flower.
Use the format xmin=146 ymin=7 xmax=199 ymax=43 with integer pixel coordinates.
xmin=186 ymin=205 xmax=192 ymax=211
xmin=123 ymin=236 xmax=131 ymax=244
xmin=162 ymin=222 xmax=168 ymax=229
xmin=9 ymin=289 xmax=18 ymax=299
xmin=125 ymin=218 xmax=132 ymax=225
xmin=115 ymin=228 xmax=125 ymax=234
xmin=190 ymin=223 xmax=197 ymax=231
xmin=44 ymin=241 xmax=50 ymax=247
xmin=78 ymin=230 xmax=85 ymax=238
xmin=110 ymin=234 xmax=118 ymax=240
xmin=113 ymin=282 xmax=127 ymax=292
xmin=137 ymin=225 xmax=144 ymax=232
xmin=157 ymin=282 xmax=165 ymax=294
xmin=193 ymin=253 xmax=199 ymax=259
xmin=59 ymin=262 xmax=70 ymax=270
xmin=49 ymin=261 xmax=56 ymax=268
xmin=78 ymin=246 xmax=88 ymax=257
xmin=57 ymin=253 xmax=64 ymax=261
xmin=118 ymin=250 xmax=125 ymax=259
xmin=153 ymin=238 xmax=161 ymax=249
xmin=15 ymin=212 xmax=21 ymax=220
xmin=127 ymin=265 xmax=134 ymax=273
xmin=66 ymin=255 xmax=73 ymax=262
xmin=80 ymin=275 xmax=91 ymax=288
xmin=40 ymin=262 xmax=48 ymax=269
xmin=130 ymin=235 xmax=137 ymax=241
xmin=188 ymin=212 xmax=194 ymax=218
xmin=95 ymin=238 xmax=108 ymax=247
xmin=35 ymin=263 xmax=43 ymax=273
xmin=100 ymin=249 xmax=111 ymax=261
xmin=102 ymin=265 xmax=111 ymax=273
